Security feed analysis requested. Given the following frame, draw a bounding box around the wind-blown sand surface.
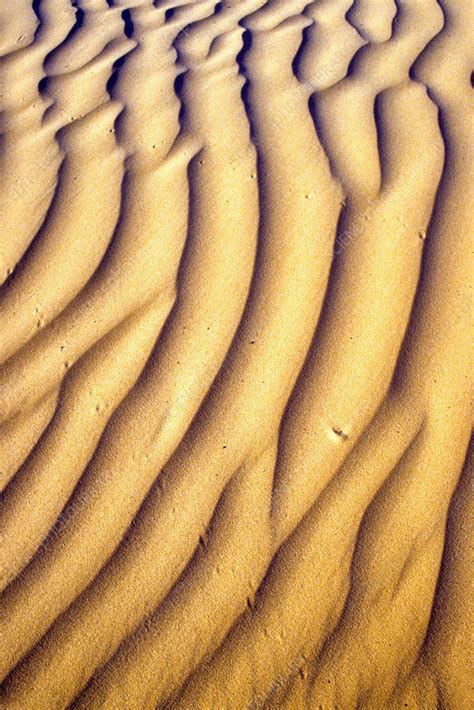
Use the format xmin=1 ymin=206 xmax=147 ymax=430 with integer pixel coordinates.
xmin=0 ymin=0 xmax=472 ymax=708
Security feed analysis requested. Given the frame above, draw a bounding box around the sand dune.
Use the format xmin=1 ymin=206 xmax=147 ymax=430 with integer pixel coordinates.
xmin=0 ymin=0 xmax=472 ymax=708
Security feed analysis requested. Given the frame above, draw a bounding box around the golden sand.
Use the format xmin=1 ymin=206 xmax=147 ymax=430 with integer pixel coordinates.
xmin=0 ymin=0 xmax=472 ymax=708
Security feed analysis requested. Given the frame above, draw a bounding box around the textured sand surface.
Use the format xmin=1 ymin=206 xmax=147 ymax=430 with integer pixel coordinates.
xmin=0 ymin=1 xmax=473 ymax=708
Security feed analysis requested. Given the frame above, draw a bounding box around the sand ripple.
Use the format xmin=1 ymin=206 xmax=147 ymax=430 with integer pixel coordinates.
xmin=0 ymin=1 xmax=472 ymax=708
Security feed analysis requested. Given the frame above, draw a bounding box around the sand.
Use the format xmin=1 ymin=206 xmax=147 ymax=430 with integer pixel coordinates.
xmin=0 ymin=0 xmax=472 ymax=708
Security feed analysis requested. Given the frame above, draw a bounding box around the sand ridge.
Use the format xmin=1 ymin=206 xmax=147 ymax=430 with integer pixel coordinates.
xmin=0 ymin=0 xmax=472 ymax=708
